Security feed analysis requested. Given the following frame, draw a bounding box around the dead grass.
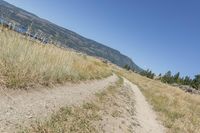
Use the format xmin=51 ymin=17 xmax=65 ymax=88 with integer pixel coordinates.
xmin=21 ymin=77 xmax=136 ymax=133
xmin=20 ymin=104 xmax=100 ymax=133
xmin=117 ymin=69 xmax=200 ymax=133
xmin=0 ymin=30 xmax=112 ymax=89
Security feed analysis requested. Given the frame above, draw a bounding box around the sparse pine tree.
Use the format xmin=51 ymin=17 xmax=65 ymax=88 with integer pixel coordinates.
xmin=192 ymin=74 xmax=200 ymax=90
xmin=174 ymin=72 xmax=180 ymax=84
xmin=140 ymin=69 xmax=155 ymax=79
xmin=161 ymin=71 xmax=173 ymax=84
xmin=182 ymin=76 xmax=191 ymax=85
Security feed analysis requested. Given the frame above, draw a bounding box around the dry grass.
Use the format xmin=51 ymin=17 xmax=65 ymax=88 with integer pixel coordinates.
xmin=21 ymin=77 xmax=136 ymax=133
xmin=0 ymin=30 xmax=112 ymax=89
xmin=117 ymin=69 xmax=200 ymax=133
xmin=20 ymin=77 xmax=126 ymax=133
xmin=19 ymin=103 xmax=100 ymax=133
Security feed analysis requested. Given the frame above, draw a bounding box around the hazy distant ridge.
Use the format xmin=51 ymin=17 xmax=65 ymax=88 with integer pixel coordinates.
xmin=0 ymin=0 xmax=142 ymax=71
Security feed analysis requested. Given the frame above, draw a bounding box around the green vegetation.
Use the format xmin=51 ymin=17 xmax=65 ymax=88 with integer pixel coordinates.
xmin=192 ymin=75 xmax=200 ymax=89
xmin=0 ymin=30 xmax=112 ymax=89
xmin=123 ymin=64 xmax=131 ymax=71
xmin=138 ymin=68 xmax=200 ymax=90
xmin=161 ymin=71 xmax=200 ymax=90
xmin=140 ymin=69 xmax=155 ymax=79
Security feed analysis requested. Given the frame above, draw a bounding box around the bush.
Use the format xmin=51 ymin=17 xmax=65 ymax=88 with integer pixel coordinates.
xmin=123 ymin=64 xmax=131 ymax=71
xmin=140 ymin=69 xmax=155 ymax=79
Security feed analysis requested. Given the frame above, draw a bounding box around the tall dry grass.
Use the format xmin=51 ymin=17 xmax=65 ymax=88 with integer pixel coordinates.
xmin=117 ymin=69 xmax=200 ymax=133
xmin=0 ymin=30 xmax=112 ymax=89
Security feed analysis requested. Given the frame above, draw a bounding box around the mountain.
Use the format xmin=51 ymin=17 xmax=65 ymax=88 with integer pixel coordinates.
xmin=0 ymin=0 xmax=142 ymax=71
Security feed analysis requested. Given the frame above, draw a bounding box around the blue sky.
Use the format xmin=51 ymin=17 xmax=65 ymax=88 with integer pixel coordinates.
xmin=4 ymin=0 xmax=200 ymax=77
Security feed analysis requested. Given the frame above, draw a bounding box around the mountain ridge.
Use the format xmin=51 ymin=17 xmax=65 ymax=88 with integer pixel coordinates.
xmin=0 ymin=0 xmax=142 ymax=71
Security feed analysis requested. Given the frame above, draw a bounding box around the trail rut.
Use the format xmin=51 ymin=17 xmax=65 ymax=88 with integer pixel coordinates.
xmin=0 ymin=74 xmax=118 ymax=132
xmin=123 ymin=78 xmax=166 ymax=133
xmin=0 ymin=75 xmax=166 ymax=133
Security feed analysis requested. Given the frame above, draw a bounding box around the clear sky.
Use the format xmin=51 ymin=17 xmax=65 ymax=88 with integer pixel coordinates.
xmin=4 ymin=0 xmax=200 ymax=77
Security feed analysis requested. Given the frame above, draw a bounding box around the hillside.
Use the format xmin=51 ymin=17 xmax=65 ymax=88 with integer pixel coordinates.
xmin=1 ymin=14 xmax=199 ymax=133
xmin=1 ymin=1 xmax=200 ymax=133
xmin=0 ymin=29 xmax=164 ymax=133
xmin=0 ymin=0 xmax=142 ymax=71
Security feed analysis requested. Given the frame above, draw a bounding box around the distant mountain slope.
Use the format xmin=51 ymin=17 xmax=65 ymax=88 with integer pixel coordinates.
xmin=0 ymin=0 xmax=142 ymax=71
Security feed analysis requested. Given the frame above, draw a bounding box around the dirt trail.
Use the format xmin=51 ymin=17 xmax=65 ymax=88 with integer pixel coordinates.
xmin=0 ymin=74 xmax=118 ymax=132
xmin=123 ymin=78 xmax=166 ymax=133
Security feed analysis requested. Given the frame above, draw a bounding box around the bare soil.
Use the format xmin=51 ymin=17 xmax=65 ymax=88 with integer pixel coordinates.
xmin=123 ymin=78 xmax=166 ymax=133
xmin=0 ymin=74 xmax=118 ymax=132
xmin=0 ymin=75 xmax=166 ymax=133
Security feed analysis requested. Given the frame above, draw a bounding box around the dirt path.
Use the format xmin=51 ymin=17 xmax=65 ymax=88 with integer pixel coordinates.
xmin=93 ymin=79 xmax=136 ymax=133
xmin=0 ymin=74 xmax=118 ymax=133
xmin=123 ymin=78 xmax=165 ymax=133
